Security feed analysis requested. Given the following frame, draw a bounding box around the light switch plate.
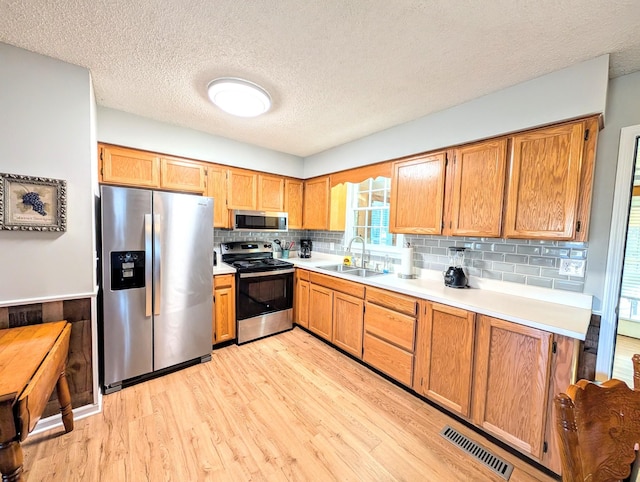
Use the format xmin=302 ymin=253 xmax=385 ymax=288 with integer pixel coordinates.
xmin=559 ymin=258 xmax=586 ymax=277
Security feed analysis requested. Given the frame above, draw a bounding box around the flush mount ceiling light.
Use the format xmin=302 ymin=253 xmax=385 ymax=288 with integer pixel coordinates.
xmin=207 ymin=77 xmax=271 ymax=117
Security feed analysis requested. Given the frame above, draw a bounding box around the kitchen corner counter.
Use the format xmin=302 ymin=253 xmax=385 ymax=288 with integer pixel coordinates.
xmin=290 ymin=254 xmax=592 ymax=341
xmin=213 ymin=263 xmax=236 ymax=276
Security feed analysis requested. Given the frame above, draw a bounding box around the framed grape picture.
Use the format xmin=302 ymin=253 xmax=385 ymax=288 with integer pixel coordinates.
xmin=0 ymin=173 xmax=67 ymax=231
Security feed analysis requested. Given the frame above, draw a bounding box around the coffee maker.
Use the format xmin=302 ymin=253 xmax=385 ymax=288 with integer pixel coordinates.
xmin=299 ymin=239 xmax=313 ymax=258
xmin=444 ymin=247 xmax=468 ymax=288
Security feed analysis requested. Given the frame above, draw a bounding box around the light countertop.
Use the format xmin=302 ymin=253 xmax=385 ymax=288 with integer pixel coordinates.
xmin=291 ymin=253 xmax=592 ymax=341
xmin=213 ymin=263 xmax=236 ymax=276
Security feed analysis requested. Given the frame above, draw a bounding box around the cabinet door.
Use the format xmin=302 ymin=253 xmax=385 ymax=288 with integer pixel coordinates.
xmin=258 ymin=174 xmax=284 ymax=211
xmin=389 ymin=153 xmax=446 ymax=234
xmin=207 ymin=165 xmax=230 ymax=229
xmin=413 ymin=303 xmax=475 ymax=417
xmin=329 ymin=184 xmax=347 ymax=231
xmin=100 ymin=144 xmax=160 ymax=188
xmin=448 ymin=139 xmax=507 ymax=237
xmin=295 ymin=278 xmax=310 ymax=329
xmin=303 ymin=177 xmax=330 ymax=230
xmin=332 ymin=292 xmax=364 ymax=358
xmin=503 ymin=121 xmax=585 ymax=239
xmin=160 ymin=157 xmax=206 ymax=193
xmin=308 ymin=283 xmax=333 ymax=340
xmin=228 ymin=168 xmax=257 ymax=210
xmin=213 ymin=275 xmax=236 ymax=345
xmin=472 ymin=315 xmax=552 ymax=459
xmin=284 ymin=179 xmax=304 ymax=229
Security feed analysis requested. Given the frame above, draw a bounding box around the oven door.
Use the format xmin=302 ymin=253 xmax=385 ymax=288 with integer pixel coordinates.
xmin=236 ymin=268 xmax=295 ymax=320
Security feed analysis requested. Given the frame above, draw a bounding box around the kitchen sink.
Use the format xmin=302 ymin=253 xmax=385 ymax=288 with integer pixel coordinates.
xmin=318 ymin=264 xmax=382 ymax=278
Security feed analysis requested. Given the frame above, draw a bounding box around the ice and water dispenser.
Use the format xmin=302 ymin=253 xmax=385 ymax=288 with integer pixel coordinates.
xmin=110 ymin=251 xmax=146 ymax=290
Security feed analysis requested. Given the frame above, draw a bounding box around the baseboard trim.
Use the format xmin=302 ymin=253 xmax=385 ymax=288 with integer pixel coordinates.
xmin=32 ymin=402 xmax=101 ymax=436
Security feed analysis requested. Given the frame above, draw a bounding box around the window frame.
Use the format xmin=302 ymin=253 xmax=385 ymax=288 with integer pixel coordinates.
xmin=343 ymin=177 xmax=404 ymax=255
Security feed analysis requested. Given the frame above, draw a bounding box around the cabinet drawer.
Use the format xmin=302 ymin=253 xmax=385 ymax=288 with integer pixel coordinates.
xmin=215 ymin=274 xmax=235 ymax=289
xmin=366 ymin=286 xmax=418 ymax=316
xmin=309 ymin=272 xmax=365 ymax=298
xmin=364 ymin=302 xmax=415 ymax=352
xmin=363 ymin=333 xmax=413 ymax=386
xmin=296 ymin=269 xmax=310 ymax=281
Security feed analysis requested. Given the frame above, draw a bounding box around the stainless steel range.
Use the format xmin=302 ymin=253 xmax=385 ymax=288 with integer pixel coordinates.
xmin=221 ymin=241 xmax=295 ymax=344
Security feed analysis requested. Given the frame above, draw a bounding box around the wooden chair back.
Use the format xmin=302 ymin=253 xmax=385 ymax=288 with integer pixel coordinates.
xmin=555 ymin=354 xmax=640 ymax=481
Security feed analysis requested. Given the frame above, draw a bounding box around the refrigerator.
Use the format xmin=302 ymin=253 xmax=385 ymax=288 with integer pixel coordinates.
xmin=100 ymin=185 xmax=213 ymax=393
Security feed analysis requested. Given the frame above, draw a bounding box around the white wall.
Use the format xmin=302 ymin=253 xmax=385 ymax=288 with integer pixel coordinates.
xmin=303 ymin=55 xmax=620 ymax=311
xmin=0 ymin=43 xmax=96 ymax=305
xmin=97 ymin=107 xmax=304 ymax=178
xmin=304 ymin=55 xmax=609 ymax=177
xmin=585 ymin=70 xmax=640 ymax=312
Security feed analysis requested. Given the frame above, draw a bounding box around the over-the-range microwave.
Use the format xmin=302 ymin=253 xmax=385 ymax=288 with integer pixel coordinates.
xmin=232 ymin=210 xmax=288 ymax=232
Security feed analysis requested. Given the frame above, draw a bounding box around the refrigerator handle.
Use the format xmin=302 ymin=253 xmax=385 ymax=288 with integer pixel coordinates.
xmin=153 ymin=213 xmax=162 ymax=316
xmin=144 ymin=214 xmax=153 ymax=317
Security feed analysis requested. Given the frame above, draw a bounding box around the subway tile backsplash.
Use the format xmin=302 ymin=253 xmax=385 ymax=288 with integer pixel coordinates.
xmin=213 ymin=229 xmax=588 ymax=294
xmin=303 ymin=231 xmax=587 ymax=294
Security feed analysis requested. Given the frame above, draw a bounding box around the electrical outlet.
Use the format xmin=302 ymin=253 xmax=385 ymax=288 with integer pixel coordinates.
xmin=559 ymin=258 xmax=586 ymax=277
xmin=330 ymin=242 xmax=335 ymax=250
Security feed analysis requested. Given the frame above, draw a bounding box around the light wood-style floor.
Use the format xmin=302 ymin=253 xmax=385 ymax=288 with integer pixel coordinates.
xmin=613 ymin=334 xmax=640 ymax=386
xmin=23 ymin=328 xmax=555 ymax=481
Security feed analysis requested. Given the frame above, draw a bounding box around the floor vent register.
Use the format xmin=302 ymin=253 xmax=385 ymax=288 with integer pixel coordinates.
xmin=439 ymin=425 xmax=514 ymax=480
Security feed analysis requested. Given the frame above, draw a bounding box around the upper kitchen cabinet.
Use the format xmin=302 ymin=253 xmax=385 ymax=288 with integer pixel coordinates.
xmin=302 ymin=176 xmax=349 ymax=231
xmin=228 ymin=168 xmax=291 ymax=213
xmin=503 ymin=117 xmax=598 ymax=240
xmin=257 ymin=174 xmax=284 ymax=211
xmin=303 ymin=176 xmax=330 ymax=230
xmin=99 ymin=144 xmax=161 ymax=188
xmin=227 ymin=168 xmax=258 ymax=210
xmin=160 ymin=156 xmax=206 ymax=193
xmin=98 ymin=144 xmax=206 ymax=194
xmin=285 ymin=179 xmax=304 ymax=229
xmin=445 ymin=139 xmax=507 ymax=237
xmin=389 ymin=152 xmax=446 ymax=234
xmin=206 ymin=165 xmax=230 ymax=229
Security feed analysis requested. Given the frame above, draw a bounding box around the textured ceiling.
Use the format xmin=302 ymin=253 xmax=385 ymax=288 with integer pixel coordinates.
xmin=2 ymin=1 xmax=640 ymax=157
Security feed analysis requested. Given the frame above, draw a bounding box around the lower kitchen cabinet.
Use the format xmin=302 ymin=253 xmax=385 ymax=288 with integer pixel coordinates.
xmin=363 ymin=287 xmax=418 ymax=386
xmin=213 ymin=274 xmax=236 ymax=345
xmin=294 ymin=270 xmax=310 ymax=328
xmin=308 ymin=283 xmax=333 ymax=341
xmin=413 ymin=302 xmax=475 ymax=417
xmin=332 ymin=292 xmax=364 ymax=358
xmin=363 ymin=333 xmax=414 ymax=386
xmin=308 ymin=272 xmax=366 ymax=344
xmin=472 ymin=314 xmax=552 ymax=459
xmin=296 ymin=269 xmax=577 ymax=474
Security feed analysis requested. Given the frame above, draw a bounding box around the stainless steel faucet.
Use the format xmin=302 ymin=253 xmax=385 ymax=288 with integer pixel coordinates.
xmin=347 ymin=235 xmax=366 ymax=268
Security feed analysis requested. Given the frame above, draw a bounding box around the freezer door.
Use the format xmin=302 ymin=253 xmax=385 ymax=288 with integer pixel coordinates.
xmin=153 ymin=191 xmax=213 ymax=370
xmin=101 ymin=186 xmax=154 ymax=387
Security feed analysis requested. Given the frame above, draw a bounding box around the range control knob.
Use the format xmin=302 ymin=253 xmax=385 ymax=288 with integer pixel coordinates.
xmin=264 ymin=244 xmax=272 ymax=249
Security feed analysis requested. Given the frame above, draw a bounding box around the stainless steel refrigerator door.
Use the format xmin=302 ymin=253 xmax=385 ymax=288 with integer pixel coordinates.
xmin=152 ymin=191 xmax=213 ymax=370
xmin=101 ymin=186 xmax=154 ymax=387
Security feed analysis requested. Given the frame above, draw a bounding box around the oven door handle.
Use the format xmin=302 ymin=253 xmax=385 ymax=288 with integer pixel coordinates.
xmin=239 ymin=268 xmax=295 ymax=279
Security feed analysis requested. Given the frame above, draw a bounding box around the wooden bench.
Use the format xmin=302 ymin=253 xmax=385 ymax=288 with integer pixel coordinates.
xmin=0 ymin=321 xmax=74 ymax=482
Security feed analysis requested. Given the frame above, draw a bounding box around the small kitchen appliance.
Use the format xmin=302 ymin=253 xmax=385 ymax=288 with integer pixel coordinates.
xmin=299 ymin=239 xmax=312 ymax=258
xmin=444 ymin=247 xmax=468 ymax=288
